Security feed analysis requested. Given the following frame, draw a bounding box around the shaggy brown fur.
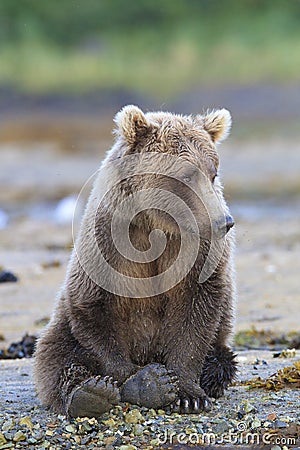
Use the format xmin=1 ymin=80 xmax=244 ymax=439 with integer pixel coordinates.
xmin=34 ymin=105 xmax=237 ymax=417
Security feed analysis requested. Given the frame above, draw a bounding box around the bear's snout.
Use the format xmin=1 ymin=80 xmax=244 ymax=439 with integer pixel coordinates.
xmin=213 ymin=214 xmax=235 ymax=238
xmin=225 ymin=215 xmax=235 ymax=233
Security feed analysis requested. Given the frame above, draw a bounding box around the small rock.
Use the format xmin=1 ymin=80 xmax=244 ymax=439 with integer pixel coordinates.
xmin=0 ymin=433 xmax=7 ymax=445
xmin=147 ymin=409 xmax=156 ymax=417
xmin=103 ymin=435 xmax=115 ymax=446
xmin=32 ymin=430 xmax=44 ymax=441
xmin=3 ymin=431 xmax=13 ymax=440
xmin=13 ymin=430 xmax=26 ymax=442
xmin=124 ymin=409 xmax=144 ymax=424
xmin=65 ymin=424 xmax=76 ymax=433
xmin=213 ymin=420 xmax=229 ymax=434
xmin=2 ymin=419 xmax=15 ymax=432
xmin=103 ymin=418 xmax=115 ymax=427
xmin=243 ymin=401 xmax=256 ymax=413
xmin=119 ymin=445 xmax=137 ymax=450
xmin=251 ymin=418 xmax=261 ymax=429
xmin=133 ymin=424 xmax=144 ymax=436
xmin=263 ymin=421 xmax=272 ymax=427
xmin=19 ymin=416 xmax=33 ymax=430
xmin=274 ymin=420 xmax=287 ymax=428
xmin=185 ymin=427 xmax=197 ymax=435
xmin=0 ymin=270 xmax=18 ymax=283
xmin=267 ymin=413 xmax=277 ymax=421
xmin=80 ymin=436 xmax=91 ymax=445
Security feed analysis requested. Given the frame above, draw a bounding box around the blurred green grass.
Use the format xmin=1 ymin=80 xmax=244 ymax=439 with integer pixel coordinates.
xmin=1 ymin=0 xmax=300 ymax=97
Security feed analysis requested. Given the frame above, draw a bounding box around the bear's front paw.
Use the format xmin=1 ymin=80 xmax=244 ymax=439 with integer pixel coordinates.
xmin=66 ymin=375 xmax=120 ymax=418
xmin=121 ymin=363 xmax=178 ymax=409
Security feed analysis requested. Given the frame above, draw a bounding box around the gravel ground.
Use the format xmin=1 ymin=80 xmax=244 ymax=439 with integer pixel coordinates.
xmin=0 ymin=351 xmax=299 ymax=449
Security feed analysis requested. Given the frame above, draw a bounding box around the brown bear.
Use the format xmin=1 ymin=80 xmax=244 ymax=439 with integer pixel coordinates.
xmin=34 ymin=105 xmax=237 ymax=418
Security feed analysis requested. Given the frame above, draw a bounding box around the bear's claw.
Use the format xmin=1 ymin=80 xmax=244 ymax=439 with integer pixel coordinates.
xmin=170 ymin=395 xmax=212 ymax=413
xmin=66 ymin=375 xmax=120 ymax=418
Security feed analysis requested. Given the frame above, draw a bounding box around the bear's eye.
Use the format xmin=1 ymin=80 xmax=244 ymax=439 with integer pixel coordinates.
xmin=212 ymin=173 xmax=218 ymax=184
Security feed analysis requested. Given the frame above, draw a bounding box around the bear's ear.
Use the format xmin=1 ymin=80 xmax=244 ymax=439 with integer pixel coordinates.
xmin=114 ymin=105 xmax=150 ymax=146
xmin=202 ymin=109 xmax=232 ymax=143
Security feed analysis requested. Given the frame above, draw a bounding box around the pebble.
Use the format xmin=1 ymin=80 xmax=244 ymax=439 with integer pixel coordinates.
xmin=133 ymin=424 xmax=144 ymax=436
xmin=212 ymin=419 xmax=229 ymax=434
xmin=65 ymin=424 xmax=76 ymax=433
xmin=0 ymin=433 xmax=7 ymax=445
xmin=0 ymin=271 xmax=18 ymax=283
xmin=251 ymin=418 xmax=261 ymax=428
xmin=19 ymin=416 xmax=33 ymax=430
xmin=274 ymin=419 xmax=288 ymax=428
xmin=243 ymin=400 xmax=256 ymax=413
xmin=124 ymin=409 xmax=144 ymax=424
xmin=103 ymin=418 xmax=115 ymax=427
xmin=13 ymin=430 xmax=26 ymax=442
xmin=119 ymin=445 xmax=137 ymax=450
xmin=2 ymin=420 xmax=15 ymax=432
xmin=267 ymin=413 xmax=277 ymax=421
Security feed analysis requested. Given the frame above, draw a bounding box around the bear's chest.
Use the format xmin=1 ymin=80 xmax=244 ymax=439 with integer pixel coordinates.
xmin=115 ymin=298 xmax=164 ymax=365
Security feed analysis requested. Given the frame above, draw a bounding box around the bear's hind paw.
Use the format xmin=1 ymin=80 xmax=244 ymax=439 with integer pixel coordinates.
xmin=66 ymin=375 xmax=120 ymax=418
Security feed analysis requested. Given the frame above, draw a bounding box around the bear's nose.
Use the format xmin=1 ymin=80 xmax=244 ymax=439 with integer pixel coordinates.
xmin=225 ymin=215 xmax=235 ymax=233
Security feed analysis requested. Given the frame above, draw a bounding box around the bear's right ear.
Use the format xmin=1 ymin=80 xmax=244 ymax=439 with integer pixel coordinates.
xmin=114 ymin=105 xmax=150 ymax=146
xmin=202 ymin=109 xmax=232 ymax=143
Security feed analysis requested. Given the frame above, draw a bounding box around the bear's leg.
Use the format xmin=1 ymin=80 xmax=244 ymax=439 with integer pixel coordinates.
xmin=34 ymin=318 xmax=121 ymax=418
xmin=200 ymin=345 xmax=237 ymax=399
xmin=200 ymin=301 xmax=237 ymax=399
xmin=120 ymin=363 xmax=178 ymax=409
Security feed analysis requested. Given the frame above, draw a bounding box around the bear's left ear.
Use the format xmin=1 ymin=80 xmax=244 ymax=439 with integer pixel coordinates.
xmin=202 ymin=109 xmax=232 ymax=143
xmin=114 ymin=105 xmax=150 ymax=146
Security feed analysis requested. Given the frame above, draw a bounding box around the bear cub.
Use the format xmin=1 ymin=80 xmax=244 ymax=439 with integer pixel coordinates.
xmin=34 ymin=105 xmax=237 ymax=417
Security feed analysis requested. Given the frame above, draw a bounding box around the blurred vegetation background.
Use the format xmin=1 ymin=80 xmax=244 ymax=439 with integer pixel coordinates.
xmin=1 ymin=0 xmax=300 ymax=97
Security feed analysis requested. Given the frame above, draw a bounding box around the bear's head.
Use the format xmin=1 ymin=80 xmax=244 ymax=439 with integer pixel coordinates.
xmin=103 ymin=105 xmax=233 ymax=241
